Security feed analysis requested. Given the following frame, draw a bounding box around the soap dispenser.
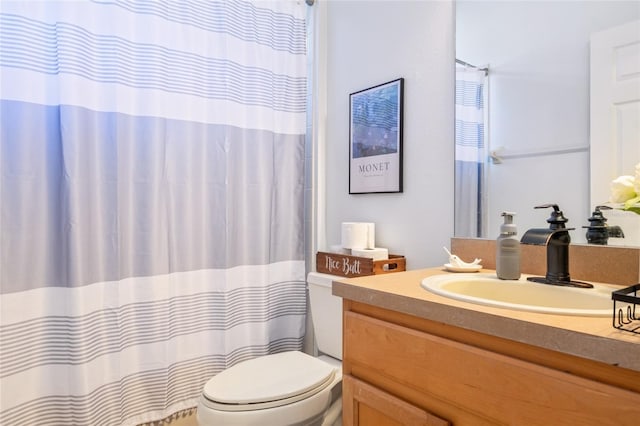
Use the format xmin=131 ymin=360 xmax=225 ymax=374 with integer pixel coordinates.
xmin=496 ymin=212 xmax=521 ymax=280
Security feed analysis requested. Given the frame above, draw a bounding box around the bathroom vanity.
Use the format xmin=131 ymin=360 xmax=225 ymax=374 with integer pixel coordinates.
xmin=333 ymin=268 xmax=640 ymax=425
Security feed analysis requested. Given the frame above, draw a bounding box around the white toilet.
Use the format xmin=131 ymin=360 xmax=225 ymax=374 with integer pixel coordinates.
xmin=197 ymin=272 xmax=343 ymax=426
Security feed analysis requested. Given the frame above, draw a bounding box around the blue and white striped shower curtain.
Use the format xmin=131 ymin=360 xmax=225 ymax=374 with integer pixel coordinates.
xmin=0 ymin=1 xmax=307 ymax=424
xmin=455 ymin=66 xmax=486 ymax=238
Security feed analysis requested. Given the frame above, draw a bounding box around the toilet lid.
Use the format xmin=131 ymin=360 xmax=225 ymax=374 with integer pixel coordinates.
xmin=203 ymin=351 xmax=337 ymax=411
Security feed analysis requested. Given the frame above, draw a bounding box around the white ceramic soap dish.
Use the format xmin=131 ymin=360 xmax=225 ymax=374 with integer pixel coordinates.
xmin=444 ymin=263 xmax=482 ymax=273
xmin=442 ymin=247 xmax=482 ymax=273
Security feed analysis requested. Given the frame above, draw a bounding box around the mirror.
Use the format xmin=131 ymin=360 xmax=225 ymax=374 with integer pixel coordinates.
xmin=455 ymin=0 xmax=640 ymax=245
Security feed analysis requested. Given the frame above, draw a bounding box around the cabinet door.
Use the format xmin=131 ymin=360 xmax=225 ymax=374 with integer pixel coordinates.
xmin=343 ymin=374 xmax=450 ymax=426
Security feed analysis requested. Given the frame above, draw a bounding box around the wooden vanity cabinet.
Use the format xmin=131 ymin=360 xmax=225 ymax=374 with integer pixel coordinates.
xmin=342 ymin=300 xmax=640 ymax=426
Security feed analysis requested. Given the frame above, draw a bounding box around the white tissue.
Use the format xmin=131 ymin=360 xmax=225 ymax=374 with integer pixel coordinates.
xmin=341 ymin=222 xmax=375 ymax=249
xmin=351 ymin=247 xmax=389 ymax=261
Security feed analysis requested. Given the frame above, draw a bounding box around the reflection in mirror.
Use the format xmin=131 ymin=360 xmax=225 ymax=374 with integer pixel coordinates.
xmin=455 ymin=0 xmax=640 ymax=245
xmin=454 ymin=59 xmax=487 ymax=238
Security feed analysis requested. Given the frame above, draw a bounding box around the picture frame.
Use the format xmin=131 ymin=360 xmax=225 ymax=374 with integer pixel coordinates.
xmin=349 ymin=78 xmax=404 ymax=194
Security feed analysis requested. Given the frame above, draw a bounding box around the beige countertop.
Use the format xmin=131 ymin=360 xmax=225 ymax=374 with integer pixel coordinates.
xmin=332 ymin=267 xmax=640 ymax=372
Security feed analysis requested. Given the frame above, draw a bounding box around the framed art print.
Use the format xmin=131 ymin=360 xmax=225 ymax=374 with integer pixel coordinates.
xmin=349 ymin=78 xmax=404 ymax=194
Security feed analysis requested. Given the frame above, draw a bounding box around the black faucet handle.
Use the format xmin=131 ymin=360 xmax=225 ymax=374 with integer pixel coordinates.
xmin=587 ymin=205 xmax=612 ymax=225
xmin=534 ymin=203 xmax=561 ymax=211
xmin=534 ymin=204 xmax=568 ymax=229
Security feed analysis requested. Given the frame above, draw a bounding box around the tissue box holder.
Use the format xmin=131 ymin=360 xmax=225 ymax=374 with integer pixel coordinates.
xmin=316 ymin=251 xmax=406 ymax=278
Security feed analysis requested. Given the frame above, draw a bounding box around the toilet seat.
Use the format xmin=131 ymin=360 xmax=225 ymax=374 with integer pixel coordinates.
xmin=201 ymin=351 xmax=338 ymax=412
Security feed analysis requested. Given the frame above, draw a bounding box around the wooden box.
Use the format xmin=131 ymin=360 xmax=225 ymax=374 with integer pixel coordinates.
xmin=316 ymin=251 xmax=406 ymax=278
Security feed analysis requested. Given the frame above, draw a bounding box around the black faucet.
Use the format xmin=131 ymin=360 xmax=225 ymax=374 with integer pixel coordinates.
xmin=520 ymin=204 xmax=593 ymax=288
xmin=582 ymin=205 xmax=625 ymax=245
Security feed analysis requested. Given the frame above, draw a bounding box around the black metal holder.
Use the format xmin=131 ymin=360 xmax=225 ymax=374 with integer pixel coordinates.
xmin=612 ymin=284 xmax=640 ymax=334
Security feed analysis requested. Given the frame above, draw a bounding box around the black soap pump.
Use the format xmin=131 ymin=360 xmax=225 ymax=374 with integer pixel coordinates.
xmin=496 ymin=212 xmax=521 ymax=280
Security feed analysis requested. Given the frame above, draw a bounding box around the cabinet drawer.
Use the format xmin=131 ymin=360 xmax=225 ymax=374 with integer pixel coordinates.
xmin=343 ymin=374 xmax=450 ymax=426
xmin=344 ymin=311 xmax=640 ymax=425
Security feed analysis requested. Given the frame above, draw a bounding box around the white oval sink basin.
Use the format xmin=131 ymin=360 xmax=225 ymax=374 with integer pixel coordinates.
xmin=421 ymin=273 xmax=612 ymax=317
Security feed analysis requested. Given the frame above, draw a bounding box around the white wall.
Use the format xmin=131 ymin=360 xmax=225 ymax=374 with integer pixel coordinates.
xmin=315 ymin=0 xmax=455 ymax=270
xmin=456 ymin=1 xmax=640 ymax=243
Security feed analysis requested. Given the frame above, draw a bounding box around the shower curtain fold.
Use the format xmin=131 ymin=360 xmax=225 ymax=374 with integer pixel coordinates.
xmin=0 ymin=1 xmax=307 ymax=425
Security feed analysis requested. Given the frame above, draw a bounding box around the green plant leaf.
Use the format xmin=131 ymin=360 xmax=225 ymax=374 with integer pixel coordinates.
xmin=622 ymin=195 xmax=640 ymax=215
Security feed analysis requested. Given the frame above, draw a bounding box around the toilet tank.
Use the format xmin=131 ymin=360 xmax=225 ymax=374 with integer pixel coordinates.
xmin=307 ymin=272 xmax=343 ymax=360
